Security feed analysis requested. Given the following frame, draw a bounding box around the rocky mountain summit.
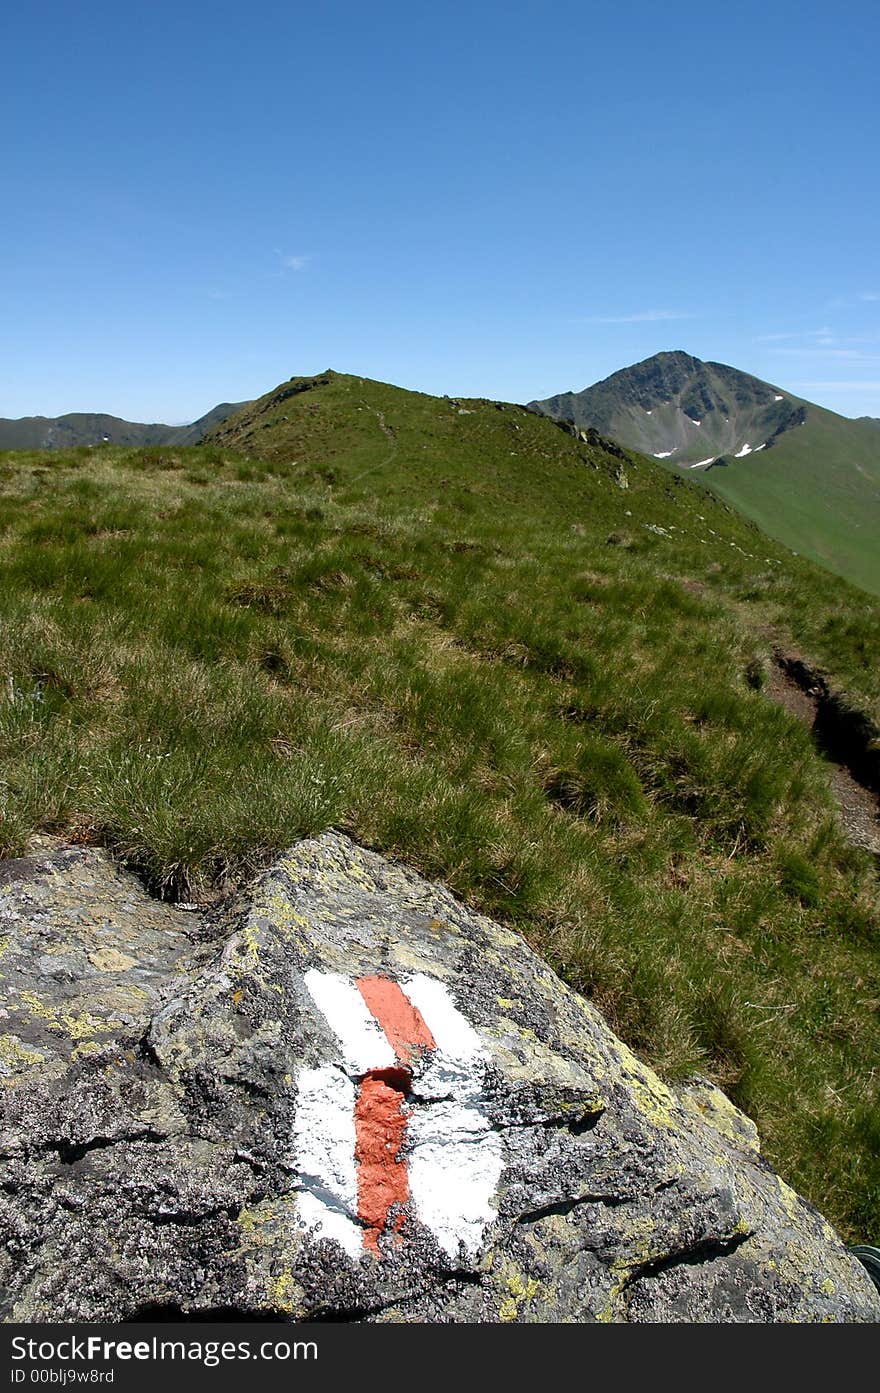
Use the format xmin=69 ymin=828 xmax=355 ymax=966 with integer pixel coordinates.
xmin=529 ymin=351 xmax=880 ymax=595
xmin=1 ymin=834 xmax=877 ymax=1323
xmin=529 ymin=351 xmax=802 ymax=466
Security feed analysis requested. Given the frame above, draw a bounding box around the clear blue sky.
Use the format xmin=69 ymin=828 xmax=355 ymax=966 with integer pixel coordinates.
xmin=3 ymin=0 xmax=879 ymax=421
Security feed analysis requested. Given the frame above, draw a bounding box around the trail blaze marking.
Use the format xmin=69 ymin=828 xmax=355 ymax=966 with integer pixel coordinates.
xmin=354 ymin=1068 xmax=411 ymax=1253
xmin=355 ymin=975 xmax=436 ymax=1066
xmin=296 ymin=969 xmax=504 ymax=1258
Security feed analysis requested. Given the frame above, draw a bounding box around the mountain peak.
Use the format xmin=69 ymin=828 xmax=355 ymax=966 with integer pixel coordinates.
xmin=530 ymin=351 xmax=880 ymax=595
xmin=529 ymin=351 xmax=795 ymax=460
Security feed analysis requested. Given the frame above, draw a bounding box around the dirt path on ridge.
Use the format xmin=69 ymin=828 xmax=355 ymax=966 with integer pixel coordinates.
xmin=766 ymin=652 xmax=880 ymax=858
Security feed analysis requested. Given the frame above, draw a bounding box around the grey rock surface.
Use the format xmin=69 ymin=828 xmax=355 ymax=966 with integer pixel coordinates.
xmin=1 ymin=832 xmax=877 ymax=1322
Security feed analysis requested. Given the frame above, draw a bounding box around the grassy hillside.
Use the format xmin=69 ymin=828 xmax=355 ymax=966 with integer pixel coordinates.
xmin=700 ymin=398 xmax=880 ymax=598
xmin=532 ymin=352 xmax=880 ymax=597
xmin=1 ymin=370 xmax=878 ymax=1239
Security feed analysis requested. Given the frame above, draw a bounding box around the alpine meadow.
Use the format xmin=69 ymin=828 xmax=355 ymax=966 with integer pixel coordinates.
xmin=2 ymin=370 xmax=878 ymax=1243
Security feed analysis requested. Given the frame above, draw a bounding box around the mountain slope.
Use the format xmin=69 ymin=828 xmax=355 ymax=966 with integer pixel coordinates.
xmin=1 ymin=370 xmax=879 ymax=1238
xmin=532 ymin=351 xmax=801 ymax=462
xmin=0 ymin=401 xmax=247 ymax=451
xmin=530 ymin=352 xmax=880 ymax=596
xmin=703 ymin=396 xmax=880 ymax=597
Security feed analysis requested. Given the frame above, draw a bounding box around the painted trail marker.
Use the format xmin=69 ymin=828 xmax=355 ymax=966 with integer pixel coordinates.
xmin=294 ymin=970 xmax=504 ymax=1258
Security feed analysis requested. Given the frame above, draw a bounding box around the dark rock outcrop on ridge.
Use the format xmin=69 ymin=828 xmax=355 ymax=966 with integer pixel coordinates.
xmin=1 ymin=833 xmax=877 ymax=1322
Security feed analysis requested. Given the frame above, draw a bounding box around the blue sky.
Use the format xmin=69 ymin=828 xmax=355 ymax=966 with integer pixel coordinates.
xmin=3 ymin=0 xmax=879 ymax=421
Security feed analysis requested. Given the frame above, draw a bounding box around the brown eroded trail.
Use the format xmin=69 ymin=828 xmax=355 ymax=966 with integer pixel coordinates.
xmin=766 ymin=651 xmax=880 ymax=859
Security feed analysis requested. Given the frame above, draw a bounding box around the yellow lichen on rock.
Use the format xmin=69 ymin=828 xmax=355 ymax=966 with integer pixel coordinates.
xmin=613 ymin=1038 xmax=682 ymax=1131
xmin=88 ymin=948 xmax=138 ymax=972
xmin=18 ymin=990 xmax=120 ymax=1042
xmin=492 ymin=1259 xmax=542 ymax=1322
xmin=266 ymin=1268 xmax=303 ymax=1315
xmin=678 ymin=1077 xmax=761 ymax=1154
xmin=0 ymin=1034 xmax=47 ymax=1078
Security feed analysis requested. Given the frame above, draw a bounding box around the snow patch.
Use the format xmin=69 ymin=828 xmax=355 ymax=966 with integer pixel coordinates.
xmin=653 ymin=449 xmax=677 ymax=458
xmin=690 ymin=458 xmax=715 ymax=469
xmin=774 ymin=394 xmax=784 ymax=401
xmin=734 ymin=443 xmax=753 ymax=458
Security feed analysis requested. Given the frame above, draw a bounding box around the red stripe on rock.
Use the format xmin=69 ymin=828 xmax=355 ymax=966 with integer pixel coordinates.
xmin=354 ymin=1068 xmax=411 ymax=1254
xmin=356 ymin=974 xmax=436 ymax=1067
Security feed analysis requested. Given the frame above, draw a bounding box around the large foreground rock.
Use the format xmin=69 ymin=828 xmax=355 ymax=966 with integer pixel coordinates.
xmin=1 ymin=833 xmax=877 ymax=1322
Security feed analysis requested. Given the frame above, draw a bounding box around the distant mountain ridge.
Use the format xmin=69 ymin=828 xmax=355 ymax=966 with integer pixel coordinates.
xmin=0 ymin=401 xmax=247 ymax=451
xmin=530 ymin=351 xmax=880 ymax=597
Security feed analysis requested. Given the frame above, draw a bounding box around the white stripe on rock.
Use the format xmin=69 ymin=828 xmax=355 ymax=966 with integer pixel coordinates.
xmin=304 ymin=968 xmax=395 ymax=1074
xmin=293 ymin=1063 xmax=362 ymax=1257
xmin=402 ymin=973 xmax=504 ymax=1255
xmin=407 ymin=1100 xmax=506 ymax=1257
xmin=402 ymin=972 xmax=484 ymax=1063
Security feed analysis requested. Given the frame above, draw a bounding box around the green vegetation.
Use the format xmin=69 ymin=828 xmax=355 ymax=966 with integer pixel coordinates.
xmin=701 ymin=398 xmax=880 ymax=598
xmin=1 ymin=371 xmax=879 ymax=1240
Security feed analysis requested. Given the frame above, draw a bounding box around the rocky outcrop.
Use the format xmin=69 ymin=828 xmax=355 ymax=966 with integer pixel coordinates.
xmin=1 ymin=834 xmax=877 ymax=1322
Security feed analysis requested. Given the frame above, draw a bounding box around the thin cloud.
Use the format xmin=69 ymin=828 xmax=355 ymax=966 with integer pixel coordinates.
xmin=824 ymin=292 xmax=880 ymax=307
xmin=759 ymin=328 xmax=880 ymax=349
xmin=767 ymin=348 xmax=880 ymax=362
xmin=791 ymin=380 xmax=880 ymax=391
xmin=578 ymin=309 xmax=695 ymax=324
xmin=280 ymin=253 xmax=310 ymax=271
xmin=755 ymin=327 xmax=832 ymax=343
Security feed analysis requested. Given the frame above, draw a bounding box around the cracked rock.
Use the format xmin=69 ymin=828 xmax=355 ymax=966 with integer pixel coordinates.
xmin=1 ymin=833 xmax=877 ymax=1322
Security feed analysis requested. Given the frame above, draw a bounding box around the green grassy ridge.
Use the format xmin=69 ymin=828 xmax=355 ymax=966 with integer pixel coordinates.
xmin=208 ymin=370 xmax=880 ymax=716
xmin=0 ymin=372 xmax=878 ymax=1238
